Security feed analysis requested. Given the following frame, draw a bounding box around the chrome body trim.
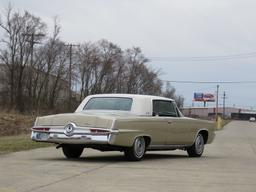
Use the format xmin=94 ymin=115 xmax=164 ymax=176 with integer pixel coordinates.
xmin=147 ymin=144 xmax=188 ymax=151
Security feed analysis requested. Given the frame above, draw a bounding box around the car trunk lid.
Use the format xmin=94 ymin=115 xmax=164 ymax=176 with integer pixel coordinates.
xmin=35 ymin=112 xmax=114 ymax=129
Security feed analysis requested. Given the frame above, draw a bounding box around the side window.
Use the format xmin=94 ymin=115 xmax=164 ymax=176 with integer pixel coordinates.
xmin=153 ymin=100 xmax=178 ymax=117
xmin=173 ymin=102 xmax=181 ymax=117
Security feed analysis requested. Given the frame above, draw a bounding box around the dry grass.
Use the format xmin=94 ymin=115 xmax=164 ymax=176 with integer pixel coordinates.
xmin=0 ymin=112 xmax=53 ymax=154
xmin=0 ymin=112 xmax=36 ymax=136
xmin=0 ymin=134 xmax=53 ymax=154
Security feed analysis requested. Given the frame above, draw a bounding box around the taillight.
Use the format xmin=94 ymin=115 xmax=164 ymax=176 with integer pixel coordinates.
xmin=90 ymin=128 xmax=110 ymax=134
xmin=33 ymin=127 xmax=50 ymax=132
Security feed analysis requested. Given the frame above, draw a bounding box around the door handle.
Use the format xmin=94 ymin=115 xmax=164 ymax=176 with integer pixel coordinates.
xmin=167 ymin=121 xmax=172 ymax=124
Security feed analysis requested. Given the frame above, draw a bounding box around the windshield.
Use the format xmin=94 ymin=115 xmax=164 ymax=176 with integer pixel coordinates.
xmin=83 ymin=97 xmax=133 ymax=111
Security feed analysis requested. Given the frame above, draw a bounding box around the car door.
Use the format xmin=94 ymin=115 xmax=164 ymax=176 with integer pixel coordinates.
xmin=153 ymin=100 xmax=192 ymax=145
xmin=152 ymin=100 xmax=176 ymax=145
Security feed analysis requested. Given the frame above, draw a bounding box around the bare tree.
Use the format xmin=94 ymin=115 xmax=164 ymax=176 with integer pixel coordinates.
xmin=76 ymin=42 xmax=169 ymax=101
xmin=77 ymin=42 xmax=98 ymax=101
xmin=96 ymin=40 xmax=123 ymax=93
xmin=0 ymin=6 xmax=184 ymax=113
xmin=0 ymin=5 xmax=46 ymax=112
xmin=124 ymin=47 xmax=162 ymax=94
xmin=162 ymin=82 xmax=185 ymax=108
xmin=35 ymin=20 xmax=68 ymax=111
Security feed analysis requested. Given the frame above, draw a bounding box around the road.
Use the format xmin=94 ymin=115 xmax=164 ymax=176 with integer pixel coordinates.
xmin=0 ymin=121 xmax=256 ymax=192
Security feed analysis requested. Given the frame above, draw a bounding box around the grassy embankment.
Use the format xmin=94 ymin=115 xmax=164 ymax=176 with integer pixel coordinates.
xmin=0 ymin=112 xmax=52 ymax=154
xmin=0 ymin=134 xmax=53 ymax=154
xmin=222 ymin=119 xmax=231 ymax=127
xmin=215 ymin=117 xmax=231 ymax=131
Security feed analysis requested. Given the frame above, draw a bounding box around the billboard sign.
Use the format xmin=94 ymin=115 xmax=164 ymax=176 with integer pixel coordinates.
xmin=194 ymin=93 xmax=204 ymax=101
xmin=194 ymin=93 xmax=215 ymax=102
xmin=203 ymin=93 xmax=215 ymax=102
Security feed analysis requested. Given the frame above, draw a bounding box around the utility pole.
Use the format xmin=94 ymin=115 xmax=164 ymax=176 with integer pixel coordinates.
xmin=222 ymin=91 xmax=227 ymax=118
xmin=23 ymin=31 xmax=45 ymax=109
xmin=65 ymin=44 xmax=79 ymax=111
xmin=24 ymin=32 xmax=45 ymax=66
xmin=216 ymin=85 xmax=219 ymax=120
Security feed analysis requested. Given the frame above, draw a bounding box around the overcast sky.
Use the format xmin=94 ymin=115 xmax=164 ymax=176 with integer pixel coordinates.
xmin=1 ymin=0 xmax=256 ymax=109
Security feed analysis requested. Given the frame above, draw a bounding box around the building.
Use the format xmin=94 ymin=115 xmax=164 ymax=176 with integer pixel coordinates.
xmin=182 ymin=106 xmax=256 ymax=120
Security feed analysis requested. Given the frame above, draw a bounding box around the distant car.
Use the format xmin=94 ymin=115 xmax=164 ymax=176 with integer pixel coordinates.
xmin=31 ymin=94 xmax=215 ymax=161
xmin=249 ymin=117 xmax=256 ymax=122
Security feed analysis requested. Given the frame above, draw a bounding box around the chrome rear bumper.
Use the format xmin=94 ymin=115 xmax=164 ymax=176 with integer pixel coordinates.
xmin=31 ymin=132 xmax=111 ymax=144
xmin=31 ymin=126 xmax=117 ymax=144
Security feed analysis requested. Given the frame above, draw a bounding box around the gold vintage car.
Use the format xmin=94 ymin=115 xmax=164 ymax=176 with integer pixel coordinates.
xmin=31 ymin=94 xmax=215 ymax=161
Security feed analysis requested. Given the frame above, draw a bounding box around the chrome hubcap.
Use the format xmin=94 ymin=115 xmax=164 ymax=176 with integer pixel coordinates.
xmin=134 ymin=137 xmax=145 ymax=158
xmin=195 ymin=134 xmax=204 ymax=155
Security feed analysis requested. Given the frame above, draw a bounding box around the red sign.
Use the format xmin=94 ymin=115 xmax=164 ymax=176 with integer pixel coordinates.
xmin=194 ymin=93 xmax=215 ymax=102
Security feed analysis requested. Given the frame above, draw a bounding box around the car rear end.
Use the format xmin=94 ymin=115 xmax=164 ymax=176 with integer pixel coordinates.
xmin=31 ymin=113 xmax=117 ymax=145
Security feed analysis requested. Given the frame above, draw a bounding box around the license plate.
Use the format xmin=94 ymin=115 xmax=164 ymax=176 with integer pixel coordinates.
xmin=36 ymin=132 xmax=49 ymax=140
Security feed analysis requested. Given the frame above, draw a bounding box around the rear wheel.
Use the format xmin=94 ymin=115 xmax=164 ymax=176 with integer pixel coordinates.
xmin=187 ymin=133 xmax=205 ymax=157
xmin=124 ymin=137 xmax=146 ymax=161
xmin=62 ymin=144 xmax=84 ymax=159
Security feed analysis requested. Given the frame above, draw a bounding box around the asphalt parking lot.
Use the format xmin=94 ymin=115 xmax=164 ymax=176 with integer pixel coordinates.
xmin=0 ymin=120 xmax=256 ymax=192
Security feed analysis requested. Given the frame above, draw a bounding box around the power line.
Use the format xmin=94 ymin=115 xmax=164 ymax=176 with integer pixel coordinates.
xmin=162 ymin=80 xmax=256 ymax=84
xmin=149 ymin=51 xmax=256 ymax=62
xmin=192 ymin=85 xmax=217 ymax=92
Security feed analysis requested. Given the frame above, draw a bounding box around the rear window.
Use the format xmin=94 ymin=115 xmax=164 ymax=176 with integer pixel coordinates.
xmin=83 ymin=97 xmax=133 ymax=111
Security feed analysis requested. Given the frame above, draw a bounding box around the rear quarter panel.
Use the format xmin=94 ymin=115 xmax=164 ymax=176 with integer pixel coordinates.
xmin=112 ymin=117 xmax=168 ymax=147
